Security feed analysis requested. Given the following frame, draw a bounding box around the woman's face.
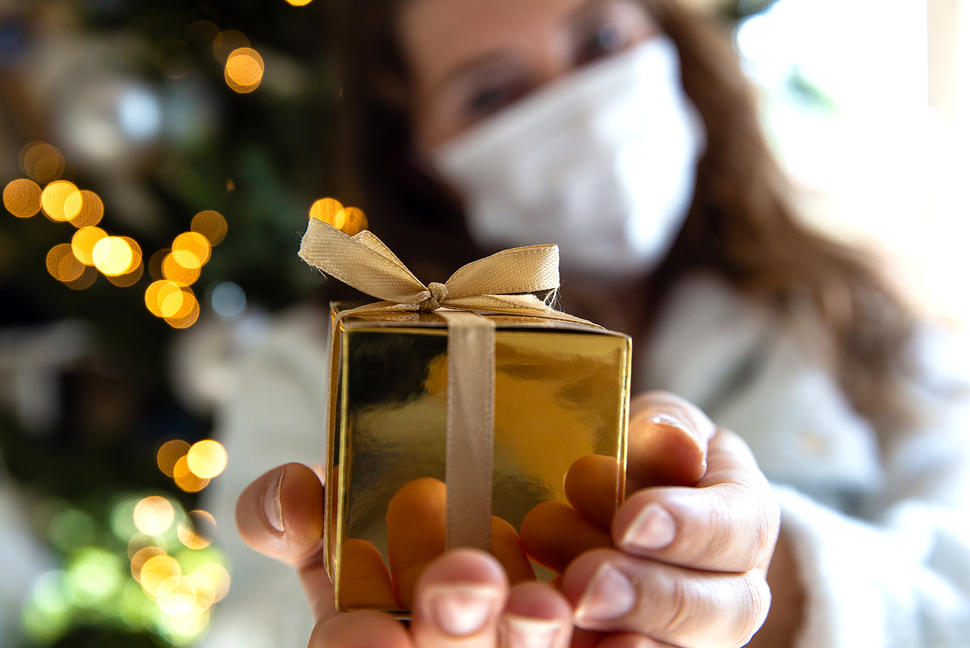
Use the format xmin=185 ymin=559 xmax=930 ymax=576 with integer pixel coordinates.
xmin=398 ymin=0 xmax=657 ymax=150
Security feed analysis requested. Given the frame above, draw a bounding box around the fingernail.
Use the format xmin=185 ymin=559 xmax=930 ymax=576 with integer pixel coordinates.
xmin=262 ymin=467 xmax=284 ymax=533
xmin=426 ymin=583 xmax=500 ymax=637
xmin=500 ymin=614 xmax=564 ymax=648
xmin=576 ymin=564 xmax=636 ymax=622
xmin=646 ymin=410 xmax=692 ymax=434
xmin=622 ymin=503 xmax=676 ymax=551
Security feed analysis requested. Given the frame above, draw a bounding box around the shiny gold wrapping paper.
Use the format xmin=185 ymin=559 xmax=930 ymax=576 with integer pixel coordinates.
xmin=325 ymin=303 xmax=631 ymax=614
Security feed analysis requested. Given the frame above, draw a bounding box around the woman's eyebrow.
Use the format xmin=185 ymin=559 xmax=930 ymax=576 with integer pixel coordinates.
xmin=428 ymin=0 xmax=610 ymax=98
xmin=431 ymin=51 xmax=519 ymax=97
xmin=562 ymin=0 xmax=614 ymax=27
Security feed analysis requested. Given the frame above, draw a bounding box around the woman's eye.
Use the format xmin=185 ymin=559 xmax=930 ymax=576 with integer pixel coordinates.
xmin=574 ymin=23 xmax=628 ymax=65
xmin=465 ymin=84 xmax=521 ymax=117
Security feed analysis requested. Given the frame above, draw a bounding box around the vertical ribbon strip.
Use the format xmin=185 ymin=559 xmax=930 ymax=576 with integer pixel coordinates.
xmin=438 ymin=311 xmax=496 ymax=550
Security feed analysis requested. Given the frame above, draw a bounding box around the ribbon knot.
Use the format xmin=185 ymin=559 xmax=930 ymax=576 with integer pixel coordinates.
xmin=420 ymin=282 xmax=448 ymax=312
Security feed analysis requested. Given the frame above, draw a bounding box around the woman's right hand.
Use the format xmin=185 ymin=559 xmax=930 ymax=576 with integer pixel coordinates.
xmin=235 ymin=463 xmax=575 ymax=647
xmin=520 ymin=393 xmax=781 ymax=648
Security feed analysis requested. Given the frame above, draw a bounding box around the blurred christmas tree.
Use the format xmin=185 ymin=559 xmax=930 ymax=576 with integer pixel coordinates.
xmin=1 ymin=1 xmax=342 ymax=644
xmin=0 ymin=0 xmax=778 ymax=645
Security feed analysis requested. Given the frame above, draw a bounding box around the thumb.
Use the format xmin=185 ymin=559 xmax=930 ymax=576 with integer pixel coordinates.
xmin=235 ymin=463 xmax=335 ymax=620
xmin=627 ymin=391 xmax=716 ymax=490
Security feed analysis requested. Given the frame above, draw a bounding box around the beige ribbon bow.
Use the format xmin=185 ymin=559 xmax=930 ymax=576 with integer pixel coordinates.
xmin=299 ymin=219 xmax=590 ymax=551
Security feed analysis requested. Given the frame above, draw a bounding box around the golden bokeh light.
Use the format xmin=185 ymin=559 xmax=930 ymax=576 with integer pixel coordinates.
xmin=165 ymin=292 xmax=201 ymax=329
xmin=334 ymin=207 xmax=368 ymax=235
xmin=105 ymin=262 xmax=144 ymax=288
xmin=41 ymin=180 xmax=83 ymax=222
xmin=310 ymin=198 xmax=368 ymax=235
xmin=286 ymin=0 xmax=314 ymax=6
xmin=20 ymin=142 xmax=65 ymax=183
xmin=190 ymin=509 xmax=217 ymax=535
xmin=145 ymin=280 xmax=183 ymax=318
xmin=64 ymin=190 xmax=104 ymax=228
xmin=157 ymin=578 xmax=197 ymax=615
xmin=157 ymin=440 xmax=191 ymax=478
xmin=130 ymin=546 xmax=166 ymax=582
xmin=186 ymin=440 xmax=228 ymax=479
xmin=3 ymin=178 xmax=42 ymax=218
xmin=212 ymin=29 xmax=250 ymax=64
xmin=46 ymin=244 xmax=85 ymax=283
xmin=148 ymin=248 xmax=170 ymax=281
xmin=160 ymin=285 xmax=195 ymax=319
xmin=133 ymin=496 xmax=175 ymax=536
xmin=140 ymin=554 xmax=182 ymax=598
xmin=119 ymin=237 xmax=143 ymax=274
xmin=184 ymin=571 xmax=217 ymax=612
xmin=64 ymin=265 xmax=98 ymax=291
xmin=171 ymin=232 xmax=211 ymax=268
xmin=176 ymin=510 xmax=215 ymax=551
xmin=92 ymin=236 xmax=134 ymax=276
xmin=162 ymin=252 xmax=201 ymax=287
xmin=127 ymin=533 xmax=158 ymax=559
xmin=192 ymin=563 xmax=230 ymax=603
xmin=191 ymin=210 xmax=228 ymax=246
xmin=309 ymin=197 xmax=343 ymax=224
xmin=224 ymin=47 xmax=264 ymax=94
xmin=176 ymin=525 xmax=210 ymax=551
xmin=71 ymin=226 xmax=107 ymax=265
xmin=173 ymin=456 xmax=210 ymax=493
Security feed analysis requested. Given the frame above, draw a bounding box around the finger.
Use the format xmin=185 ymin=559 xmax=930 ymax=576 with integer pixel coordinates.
xmin=562 ymin=548 xmax=771 ymax=648
xmin=235 ymin=463 xmax=334 ymax=620
xmin=411 ymin=549 xmax=508 ymax=647
xmin=500 ymin=582 xmax=572 ymax=648
xmin=628 ymin=392 xmax=715 ymax=490
xmin=339 ymin=538 xmax=398 ymax=609
xmin=387 ymin=478 xmax=536 ymax=607
xmin=236 ymin=463 xmax=324 ymax=565
xmin=387 ymin=477 xmax=447 ymax=609
xmin=613 ymin=429 xmax=779 ymax=573
xmin=308 ymin=610 xmax=412 ymax=648
xmin=519 ymin=501 xmax=612 ymax=573
xmin=564 ymin=455 xmax=622 ymax=529
xmin=492 ymin=516 xmax=537 ymax=584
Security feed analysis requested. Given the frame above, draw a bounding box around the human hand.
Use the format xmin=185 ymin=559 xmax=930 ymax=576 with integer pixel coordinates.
xmin=235 ymin=463 xmax=574 ymax=647
xmin=519 ymin=392 xmax=780 ymax=648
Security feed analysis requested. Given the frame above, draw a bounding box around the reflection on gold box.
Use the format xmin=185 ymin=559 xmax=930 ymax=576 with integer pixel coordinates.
xmin=325 ymin=303 xmax=631 ymax=615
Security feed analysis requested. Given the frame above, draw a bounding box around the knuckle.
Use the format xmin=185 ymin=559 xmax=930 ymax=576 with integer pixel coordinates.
xmin=751 ymin=504 xmax=777 ymax=568
xmin=730 ymin=576 xmax=772 ymax=647
xmin=655 ymin=575 xmax=701 ymax=640
xmin=705 ymin=484 xmax=764 ymax=572
xmin=724 ymin=483 xmax=779 ymax=572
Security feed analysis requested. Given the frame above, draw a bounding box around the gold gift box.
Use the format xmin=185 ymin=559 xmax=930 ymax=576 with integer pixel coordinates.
xmin=325 ymin=303 xmax=631 ymax=614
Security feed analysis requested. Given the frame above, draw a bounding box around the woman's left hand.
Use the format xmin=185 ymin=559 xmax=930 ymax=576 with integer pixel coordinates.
xmin=519 ymin=392 xmax=780 ymax=648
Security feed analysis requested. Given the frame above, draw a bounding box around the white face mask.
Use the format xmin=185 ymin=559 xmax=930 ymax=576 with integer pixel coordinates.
xmin=431 ymin=37 xmax=706 ymax=278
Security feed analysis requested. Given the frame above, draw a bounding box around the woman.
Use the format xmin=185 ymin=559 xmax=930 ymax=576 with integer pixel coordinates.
xmin=224 ymin=1 xmax=970 ymax=646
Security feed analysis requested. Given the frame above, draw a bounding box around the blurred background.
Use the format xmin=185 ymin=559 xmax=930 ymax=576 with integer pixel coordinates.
xmin=0 ymin=0 xmax=967 ymax=646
